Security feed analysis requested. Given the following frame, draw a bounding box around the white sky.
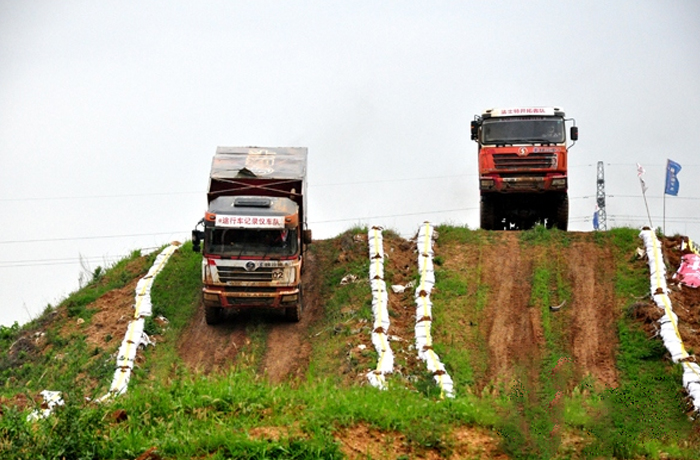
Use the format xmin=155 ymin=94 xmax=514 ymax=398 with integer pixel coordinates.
xmin=1 ymin=0 xmax=699 ymax=326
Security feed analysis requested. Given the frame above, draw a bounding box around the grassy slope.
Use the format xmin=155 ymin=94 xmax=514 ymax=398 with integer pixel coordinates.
xmin=0 ymin=228 xmax=699 ymax=459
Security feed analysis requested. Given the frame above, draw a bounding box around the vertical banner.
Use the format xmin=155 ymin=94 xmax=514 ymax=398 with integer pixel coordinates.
xmin=665 ymin=159 xmax=682 ymax=196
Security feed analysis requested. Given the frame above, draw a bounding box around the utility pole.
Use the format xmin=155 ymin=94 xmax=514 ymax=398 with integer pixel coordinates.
xmin=596 ymin=161 xmax=607 ymax=231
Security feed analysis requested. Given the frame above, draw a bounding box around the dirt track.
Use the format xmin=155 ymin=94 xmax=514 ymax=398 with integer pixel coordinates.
xmin=177 ymin=251 xmax=323 ymax=381
xmin=567 ymin=242 xmax=618 ymax=387
xmin=481 ymin=234 xmax=545 ymax=384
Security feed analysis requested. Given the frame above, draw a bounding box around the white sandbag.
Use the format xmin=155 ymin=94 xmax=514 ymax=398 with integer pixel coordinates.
xmin=27 ymin=390 xmax=64 ymax=421
xmin=367 ymin=370 xmax=387 ymax=390
xmin=658 ymin=312 xmax=679 ymax=325
xmin=418 ymin=254 xmax=434 ymax=274
xmin=369 ymin=259 xmax=384 ymax=280
xmin=683 ymin=363 xmax=700 ymax=387
xmin=108 ymin=367 xmax=132 ymax=397
xmin=134 ymin=295 xmax=153 ymax=318
xmin=368 ymin=227 xmax=384 ymax=259
xmin=415 ymin=280 xmax=434 ymax=297
xmin=434 ymin=373 xmax=455 ymax=398
xmin=415 ymin=298 xmax=433 ymax=319
xmin=371 ymin=278 xmax=387 ymax=293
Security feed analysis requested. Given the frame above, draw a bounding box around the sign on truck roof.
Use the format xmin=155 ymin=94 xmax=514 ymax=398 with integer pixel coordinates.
xmin=211 ymin=147 xmax=307 ymax=180
xmin=484 ymin=107 xmax=564 ymax=118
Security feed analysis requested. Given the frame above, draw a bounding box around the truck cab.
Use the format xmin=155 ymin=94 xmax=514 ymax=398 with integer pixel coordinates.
xmin=471 ymin=107 xmax=578 ymax=230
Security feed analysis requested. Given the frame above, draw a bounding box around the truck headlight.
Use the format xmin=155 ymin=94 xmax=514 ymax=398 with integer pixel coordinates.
xmin=552 ymin=178 xmax=566 ymax=187
xmin=480 ymin=179 xmax=495 ymax=189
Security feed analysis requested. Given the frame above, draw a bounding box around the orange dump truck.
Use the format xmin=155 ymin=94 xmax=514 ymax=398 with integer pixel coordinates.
xmin=470 ymin=107 xmax=578 ymax=230
xmin=192 ymin=147 xmax=311 ymax=324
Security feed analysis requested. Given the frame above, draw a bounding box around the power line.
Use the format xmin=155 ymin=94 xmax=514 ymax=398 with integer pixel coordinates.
xmin=312 ymin=173 xmax=476 ymax=187
xmin=0 ymin=231 xmax=188 ymax=245
xmin=0 ymin=173 xmax=477 ymax=203
xmin=0 ymin=191 xmax=202 ymax=202
xmin=0 ymin=256 xmax=128 ymax=268
xmin=310 ymin=207 xmax=478 ymax=224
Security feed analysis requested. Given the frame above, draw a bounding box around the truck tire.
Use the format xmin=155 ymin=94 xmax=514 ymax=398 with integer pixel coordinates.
xmin=480 ymin=197 xmax=496 ymax=230
xmin=205 ymin=305 xmax=223 ymax=325
xmin=555 ymin=195 xmax=569 ymax=231
xmin=285 ymin=288 xmax=303 ymax=322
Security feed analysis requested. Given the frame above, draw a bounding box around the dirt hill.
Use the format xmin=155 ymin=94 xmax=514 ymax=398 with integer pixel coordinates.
xmin=2 ymin=226 xmax=700 ymax=459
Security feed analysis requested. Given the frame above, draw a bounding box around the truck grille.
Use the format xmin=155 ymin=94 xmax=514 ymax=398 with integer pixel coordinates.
xmin=217 ymin=266 xmax=276 ymax=282
xmin=493 ymin=153 xmax=557 ymax=170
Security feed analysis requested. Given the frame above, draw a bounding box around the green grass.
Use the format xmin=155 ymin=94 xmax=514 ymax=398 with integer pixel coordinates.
xmin=579 ymin=227 xmax=698 ymax=458
xmin=0 ymin=369 xmax=499 ymax=459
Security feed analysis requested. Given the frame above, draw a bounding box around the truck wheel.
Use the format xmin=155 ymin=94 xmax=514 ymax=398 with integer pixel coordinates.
xmin=205 ymin=306 xmax=223 ymax=325
xmin=480 ymin=197 xmax=496 ymax=230
xmin=555 ymin=195 xmax=569 ymax=231
xmin=285 ymin=288 xmax=303 ymax=322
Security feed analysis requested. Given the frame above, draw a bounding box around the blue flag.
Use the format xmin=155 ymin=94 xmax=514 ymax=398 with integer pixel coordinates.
xmin=593 ymin=210 xmax=599 ymax=230
xmin=665 ymin=159 xmax=682 ymax=196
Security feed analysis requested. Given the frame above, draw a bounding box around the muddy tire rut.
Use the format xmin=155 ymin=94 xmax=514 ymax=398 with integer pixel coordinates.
xmin=482 ymin=233 xmax=545 ymax=385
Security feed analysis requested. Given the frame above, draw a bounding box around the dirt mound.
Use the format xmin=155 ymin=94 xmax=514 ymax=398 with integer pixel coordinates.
xmin=175 ymin=230 xmax=626 ymax=395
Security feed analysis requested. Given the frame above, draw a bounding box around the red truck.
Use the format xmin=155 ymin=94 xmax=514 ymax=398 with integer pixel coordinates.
xmin=470 ymin=107 xmax=578 ymax=230
xmin=192 ymin=147 xmax=311 ymax=324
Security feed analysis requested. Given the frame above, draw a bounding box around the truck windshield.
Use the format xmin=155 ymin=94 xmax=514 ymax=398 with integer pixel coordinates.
xmin=482 ymin=117 xmax=565 ymax=145
xmin=206 ymin=228 xmax=298 ymax=258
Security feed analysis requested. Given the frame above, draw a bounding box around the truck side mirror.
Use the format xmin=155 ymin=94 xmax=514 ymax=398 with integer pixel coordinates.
xmin=303 ymin=229 xmax=312 ymax=245
xmin=470 ymin=121 xmax=479 ymax=141
xmin=570 ymin=126 xmax=578 ymax=141
xmin=192 ymin=230 xmax=204 ymax=252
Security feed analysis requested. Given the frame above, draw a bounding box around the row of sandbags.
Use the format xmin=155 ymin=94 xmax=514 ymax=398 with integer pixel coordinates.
xmin=639 ymin=229 xmax=700 ymax=412
xmin=29 ymin=243 xmax=180 ymax=418
xmin=366 ymin=226 xmax=394 ymax=389
xmin=414 ymin=223 xmax=454 ymax=398
xmin=98 ymin=242 xmax=180 ymax=401
xmin=93 ymin=243 xmax=180 ymax=401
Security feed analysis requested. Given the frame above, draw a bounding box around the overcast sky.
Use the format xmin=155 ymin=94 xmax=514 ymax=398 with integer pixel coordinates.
xmin=1 ymin=1 xmax=699 ymax=327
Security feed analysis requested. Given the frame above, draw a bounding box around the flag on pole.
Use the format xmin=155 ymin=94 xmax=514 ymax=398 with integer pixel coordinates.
xmin=593 ymin=208 xmax=600 ymax=230
xmin=665 ymin=159 xmax=682 ymax=196
xmin=636 ymin=163 xmax=648 ymax=193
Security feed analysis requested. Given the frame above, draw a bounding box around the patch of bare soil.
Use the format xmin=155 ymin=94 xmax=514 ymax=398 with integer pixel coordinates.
xmin=80 ymin=279 xmax=141 ymax=350
xmin=659 ymin=236 xmax=700 ymax=353
xmin=565 ymin=242 xmax=618 ymax=388
xmin=336 ymin=423 xmax=506 ymax=460
xmin=177 ymin=306 xmax=248 ymax=374
xmin=481 ymin=233 xmax=545 ymax=385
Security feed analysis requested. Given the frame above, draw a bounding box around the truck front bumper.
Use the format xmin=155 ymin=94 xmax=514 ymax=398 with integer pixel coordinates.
xmin=480 ymin=175 xmax=567 ymax=192
xmin=202 ymin=286 xmax=300 ymax=309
